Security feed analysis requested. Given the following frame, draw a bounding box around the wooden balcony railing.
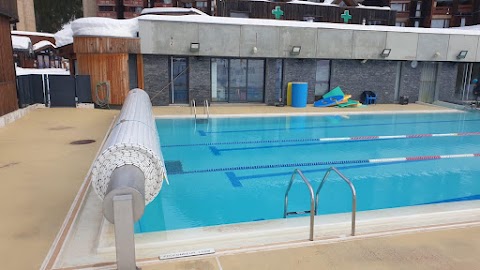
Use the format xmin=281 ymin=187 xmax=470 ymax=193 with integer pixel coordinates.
xmin=97 ymin=0 xmax=117 ymax=6
xmin=123 ymin=11 xmax=141 ymax=18
xmin=396 ymin=11 xmax=410 ymax=20
xmin=123 ymin=0 xmax=144 ymax=6
xmin=432 ymin=6 xmax=451 ymax=16
xmin=97 ymin=11 xmax=118 ymax=18
xmin=458 ymin=4 xmax=473 ymax=14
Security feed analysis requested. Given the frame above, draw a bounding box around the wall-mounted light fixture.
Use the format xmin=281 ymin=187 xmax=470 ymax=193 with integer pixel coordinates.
xmin=252 ymin=46 xmax=258 ymax=55
xmin=380 ymin=48 xmax=391 ymax=58
xmin=434 ymin=52 xmax=441 ymax=58
xmin=457 ymin=50 xmax=468 ymax=60
xmin=291 ymin=46 xmax=301 ymax=55
xmin=361 ymin=59 xmax=368 ymax=64
xmin=190 ymin=42 xmax=200 ymax=52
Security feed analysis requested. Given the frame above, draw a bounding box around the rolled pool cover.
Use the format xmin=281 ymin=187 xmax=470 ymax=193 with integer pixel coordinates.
xmin=91 ymin=88 xmax=167 ymax=205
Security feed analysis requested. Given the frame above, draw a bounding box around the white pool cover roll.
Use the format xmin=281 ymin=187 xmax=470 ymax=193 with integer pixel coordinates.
xmin=91 ymin=89 xmax=167 ymax=204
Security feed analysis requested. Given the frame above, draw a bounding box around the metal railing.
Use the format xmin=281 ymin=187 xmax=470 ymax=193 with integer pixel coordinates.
xmin=204 ymin=99 xmax=210 ymax=119
xmin=284 ymin=169 xmax=315 ymax=241
xmin=315 ymin=167 xmax=357 ymax=236
xmin=190 ymin=99 xmax=197 ymax=119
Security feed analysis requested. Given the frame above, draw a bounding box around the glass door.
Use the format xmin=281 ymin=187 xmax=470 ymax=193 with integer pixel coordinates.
xmin=171 ymin=57 xmax=189 ymax=104
xmin=229 ymin=59 xmax=248 ymax=102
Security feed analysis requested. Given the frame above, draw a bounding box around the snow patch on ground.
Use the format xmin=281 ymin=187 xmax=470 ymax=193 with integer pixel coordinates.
xmin=16 ymin=67 xmax=70 ymax=76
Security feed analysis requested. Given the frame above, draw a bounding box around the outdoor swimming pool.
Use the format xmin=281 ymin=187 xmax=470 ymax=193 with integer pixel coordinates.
xmin=134 ymin=112 xmax=480 ymax=233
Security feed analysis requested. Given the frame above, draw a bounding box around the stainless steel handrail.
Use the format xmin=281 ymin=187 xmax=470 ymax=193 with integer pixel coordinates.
xmin=204 ymin=99 xmax=210 ymax=119
xmin=284 ymin=169 xmax=315 ymax=241
xmin=315 ymin=167 xmax=357 ymax=236
xmin=190 ymin=99 xmax=197 ymax=120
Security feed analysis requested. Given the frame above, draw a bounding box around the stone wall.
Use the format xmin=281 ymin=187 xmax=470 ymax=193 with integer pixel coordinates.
xmin=330 ymin=60 xmax=397 ymax=103
xmin=398 ymin=62 xmax=421 ymax=102
xmin=436 ymin=62 xmax=458 ymax=103
xmin=283 ymin=59 xmax=316 ymax=104
xmin=143 ymin=55 xmax=170 ymax=106
xmin=188 ymin=57 xmax=211 ymax=104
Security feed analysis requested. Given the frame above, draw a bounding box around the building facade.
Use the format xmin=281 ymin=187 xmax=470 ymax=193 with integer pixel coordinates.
xmin=0 ymin=0 xmax=19 ymax=116
xmin=83 ymin=0 xmax=212 ymax=18
xmin=137 ymin=16 xmax=480 ymax=107
xmin=14 ymin=0 xmax=35 ymax=31
xmin=218 ymin=0 xmax=396 ymax=25
xmin=390 ymin=0 xmax=480 ymax=27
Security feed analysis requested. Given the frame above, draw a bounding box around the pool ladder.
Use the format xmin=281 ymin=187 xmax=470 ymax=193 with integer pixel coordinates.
xmin=191 ymin=99 xmax=210 ymax=122
xmin=284 ymin=167 xmax=357 ymax=241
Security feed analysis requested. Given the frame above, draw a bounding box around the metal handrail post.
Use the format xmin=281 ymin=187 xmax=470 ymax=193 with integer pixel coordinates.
xmin=190 ymin=99 xmax=197 ymax=119
xmin=204 ymin=100 xmax=210 ymax=119
xmin=315 ymin=167 xmax=357 ymax=236
xmin=284 ymin=169 xmax=315 ymax=241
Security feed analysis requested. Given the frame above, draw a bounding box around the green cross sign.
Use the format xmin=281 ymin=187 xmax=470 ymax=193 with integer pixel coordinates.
xmin=272 ymin=6 xmax=284 ymax=19
xmin=341 ymin=10 xmax=352 ymax=23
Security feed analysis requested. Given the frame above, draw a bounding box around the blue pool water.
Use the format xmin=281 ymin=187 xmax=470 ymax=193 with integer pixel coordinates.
xmin=135 ymin=112 xmax=480 ymax=233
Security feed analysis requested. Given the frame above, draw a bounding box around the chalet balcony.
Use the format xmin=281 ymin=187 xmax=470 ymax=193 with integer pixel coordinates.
xmin=458 ymin=4 xmax=473 ymax=14
xmin=123 ymin=0 xmax=144 ymax=6
xmin=97 ymin=11 xmax=118 ymax=18
xmin=124 ymin=11 xmax=141 ymax=18
xmin=396 ymin=11 xmax=410 ymax=20
xmin=154 ymin=3 xmax=174 ymax=7
xmin=432 ymin=6 xmax=451 ymax=16
xmin=97 ymin=0 xmax=116 ymax=6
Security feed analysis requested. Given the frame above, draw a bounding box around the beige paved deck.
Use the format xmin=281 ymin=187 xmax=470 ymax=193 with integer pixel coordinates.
xmin=143 ymin=226 xmax=480 ymax=270
xmin=0 ymin=103 xmax=477 ymax=270
xmin=0 ymin=108 xmax=117 ymax=270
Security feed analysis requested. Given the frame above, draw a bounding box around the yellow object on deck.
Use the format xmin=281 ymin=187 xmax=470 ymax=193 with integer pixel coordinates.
xmin=287 ymin=82 xmax=292 ymax=106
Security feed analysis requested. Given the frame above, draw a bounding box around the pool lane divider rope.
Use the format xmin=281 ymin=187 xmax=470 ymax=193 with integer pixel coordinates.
xmin=182 ymin=153 xmax=480 ymax=175
xmin=197 ymin=119 xmax=480 ymax=136
xmin=163 ymin=132 xmax=480 ymax=148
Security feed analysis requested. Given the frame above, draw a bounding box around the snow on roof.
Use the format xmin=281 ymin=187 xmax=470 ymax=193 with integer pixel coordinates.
xmin=11 ymin=30 xmax=55 ymax=38
xmin=141 ymin=7 xmax=208 ymax=16
xmin=71 ymin=17 xmax=139 ymax=38
xmin=288 ymin=0 xmax=336 ymax=6
xmin=356 ymin=3 xmax=390 ymax=10
xmin=54 ymin=23 xmax=73 ymax=47
xmin=16 ymin=67 xmax=70 ymax=76
xmin=452 ymin=24 xmax=480 ymax=31
xmin=33 ymin=40 xmax=56 ymax=51
xmin=11 ymin=35 xmax=32 ymax=50
xmin=139 ymin=15 xmax=480 ymax=36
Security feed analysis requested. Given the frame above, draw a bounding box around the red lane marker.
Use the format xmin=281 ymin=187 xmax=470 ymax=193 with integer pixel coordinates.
xmin=351 ymin=136 xmax=379 ymax=140
xmin=406 ymin=155 xmax=441 ymax=161
xmin=405 ymin=134 xmax=433 ymax=138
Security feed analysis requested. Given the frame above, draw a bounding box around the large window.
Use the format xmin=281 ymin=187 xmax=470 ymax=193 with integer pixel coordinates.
xmin=211 ymin=58 xmax=265 ymax=103
xmin=431 ymin=19 xmax=450 ymax=28
xmin=315 ymin=60 xmax=331 ymax=99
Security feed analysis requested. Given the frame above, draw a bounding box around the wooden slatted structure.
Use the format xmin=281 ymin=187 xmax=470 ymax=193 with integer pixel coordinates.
xmin=74 ymin=36 xmax=144 ymax=105
xmin=217 ymin=0 xmax=396 ymax=25
xmin=0 ymin=0 xmax=19 ymax=117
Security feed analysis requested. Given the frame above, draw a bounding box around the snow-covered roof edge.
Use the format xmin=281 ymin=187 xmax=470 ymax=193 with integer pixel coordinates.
xmin=11 ymin=35 xmax=32 ymax=50
xmin=33 ymin=40 xmax=56 ymax=51
xmin=11 ymin=30 xmax=55 ymax=38
xmin=139 ymin=15 xmax=480 ymax=36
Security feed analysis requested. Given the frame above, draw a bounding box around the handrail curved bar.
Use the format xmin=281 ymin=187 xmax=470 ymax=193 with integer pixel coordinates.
xmin=284 ymin=169 xmax=315 ymax=241
xmin=190 ymin=99 xmax=197 ymax=119
xmin=315 ymin=167 xmax=357 ymax=236
xmin=204 ymin=99 xmax=210 ymax=119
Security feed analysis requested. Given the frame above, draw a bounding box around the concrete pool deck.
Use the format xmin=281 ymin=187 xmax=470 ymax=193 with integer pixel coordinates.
xmin=0 ymin=102 xmax=478 ymax=270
